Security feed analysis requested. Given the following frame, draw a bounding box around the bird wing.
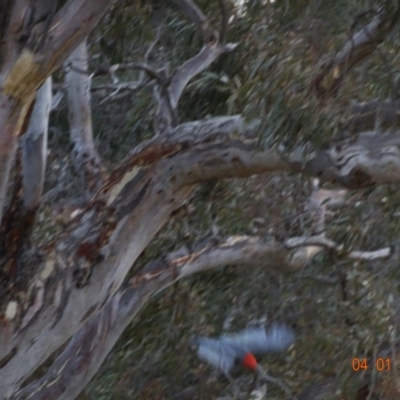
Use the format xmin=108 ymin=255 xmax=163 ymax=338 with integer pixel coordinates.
xmin=195 ymin=338 xmax=237 ymax=374
xmin=218 ymin=325 xmax=295 ymax=355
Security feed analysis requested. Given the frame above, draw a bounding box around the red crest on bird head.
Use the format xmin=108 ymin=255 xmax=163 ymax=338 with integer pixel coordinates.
xmin=242 ymin=352 xmax=258 ymax=370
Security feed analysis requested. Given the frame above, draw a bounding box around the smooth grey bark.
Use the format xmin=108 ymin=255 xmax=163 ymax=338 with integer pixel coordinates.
xmin=65 ymin=38 xmax=106 ymax=197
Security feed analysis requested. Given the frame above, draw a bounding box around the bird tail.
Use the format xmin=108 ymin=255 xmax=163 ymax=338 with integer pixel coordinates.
xmin=263 ymin=324 xmax=295 ymax=352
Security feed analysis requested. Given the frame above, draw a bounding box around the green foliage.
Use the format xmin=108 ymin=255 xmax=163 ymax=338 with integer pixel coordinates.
xmin=89 ymin=0 xmax=400 ymax=150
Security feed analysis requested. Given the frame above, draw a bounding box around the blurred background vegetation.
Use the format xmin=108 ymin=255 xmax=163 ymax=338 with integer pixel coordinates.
xmin=46 ymin=0 xmax=400 ymax=398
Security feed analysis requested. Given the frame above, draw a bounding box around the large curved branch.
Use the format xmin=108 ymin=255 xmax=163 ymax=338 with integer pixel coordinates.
xmin=12 ymin=236 xmax=300 ymax=400
xmin=14 ymin=229 xmax=391 ymax=400
xmin=99 ymin=114 xmax=400 ymax=194
xmin=166 ymin=117 xmax=400 ymax=188
xmin=94 ymin=108 xmax=400 ymax=202
xmin=149 ymin=126 xmax=400 ymax=189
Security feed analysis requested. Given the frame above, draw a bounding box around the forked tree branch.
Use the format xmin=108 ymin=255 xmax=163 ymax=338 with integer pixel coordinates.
xmin=169 ymin=43 xmax=238 ymax=110
xmin=153 ymin=0 xmax=237 ymax=134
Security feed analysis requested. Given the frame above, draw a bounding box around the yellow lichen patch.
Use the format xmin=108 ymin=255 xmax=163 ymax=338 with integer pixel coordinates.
xmin=332 ymin=66 xmax=340 ymax=79
xmin=5 ymin=301 xmax=18 ymax=320
xmin=41 ymin=258 xmax=55 ymax=281
xmin=14 ymin=95 xmax=35 ymax=137
xmin=106 ymin=166 xmax=141 ymax=206
xmin=4 ymin=49 xmax=43 ymax=101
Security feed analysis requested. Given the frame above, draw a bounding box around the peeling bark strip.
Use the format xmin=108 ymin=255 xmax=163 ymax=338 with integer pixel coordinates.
xmin=313 ymin=4 xmax=400 ymax=99
xmin=22 ymin=77 xmax=52 ymax=210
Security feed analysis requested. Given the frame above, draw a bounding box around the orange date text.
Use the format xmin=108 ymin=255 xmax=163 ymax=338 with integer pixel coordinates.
xmin=352 ymin=358 xmax=391 ymax=371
